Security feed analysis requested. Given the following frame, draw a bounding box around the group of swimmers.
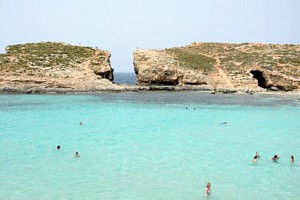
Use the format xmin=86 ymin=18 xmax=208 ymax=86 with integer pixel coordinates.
xmin=185 ymin=107 xmax=197 ymax=110
xmin=55 ymin=122 xmax=83 ymax=157
xmin=205 ymin=153 xmax=295 ymax=197
xmin=56 ymin=145 xmax=80 ymax=158
xmin=252 ymin=152 xmax=294 ymax=163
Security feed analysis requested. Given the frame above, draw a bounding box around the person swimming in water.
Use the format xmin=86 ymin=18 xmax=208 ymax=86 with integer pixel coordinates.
xmin=291 ymin=155 xmax=294 ymax=163
xmin=74 ymin=151 xmax=80 ymax=158
xmin=253 ymin=152 xmax=260 ymax=163
xmin=255 ymin=152 xmax=260 ymax=158
xmin=271 ymin=154 xmax=280 ymax=162
xmin=253 ymin=155 xmax=258 ymax=163
xmin=205 ymin=182 xmax=211 ymax=196
xmin=57 ymin=145 xmax=60 ymax=150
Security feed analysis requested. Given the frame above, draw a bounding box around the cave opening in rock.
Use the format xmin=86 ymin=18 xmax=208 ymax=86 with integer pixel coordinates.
xmin=94 ymin=71 xmax=114 ymax=81
xmin=250 ymin=70 xmax=267 ymax=88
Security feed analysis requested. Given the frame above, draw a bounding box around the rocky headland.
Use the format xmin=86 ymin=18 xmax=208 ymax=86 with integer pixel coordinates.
xmin=0 ymin=42 xmax=139 ymax=93
xmin=1 ymin=42 xmax=300 ymax=94
xmin=134 ymin=42 xmax=300 ymax=93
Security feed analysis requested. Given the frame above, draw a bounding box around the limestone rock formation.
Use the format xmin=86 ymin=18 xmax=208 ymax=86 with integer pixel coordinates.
xmin=0 ymin=42 xmax=121 ymax=92
xmin=134 ymin=43 xmax=300 ymax=92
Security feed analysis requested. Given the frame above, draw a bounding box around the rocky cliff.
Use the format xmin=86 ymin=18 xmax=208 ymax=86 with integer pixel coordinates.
xmin=0 ymin=42 xmax=124 ymax=92
xmin=134 ymin=43 xmax=300 ymax=92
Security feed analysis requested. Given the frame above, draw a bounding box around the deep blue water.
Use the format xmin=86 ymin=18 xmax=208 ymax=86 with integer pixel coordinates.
xmin=113 ymin=73 xmax=136 ymax=85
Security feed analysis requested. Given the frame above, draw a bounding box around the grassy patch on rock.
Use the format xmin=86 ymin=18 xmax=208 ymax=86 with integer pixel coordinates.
xmin=166 ymin=48 xmax=216 ymax=73
xmin=0 ymin=42 xmax=107 ymax=77
xmin=166 ymin=43 xmax=300 ymax=79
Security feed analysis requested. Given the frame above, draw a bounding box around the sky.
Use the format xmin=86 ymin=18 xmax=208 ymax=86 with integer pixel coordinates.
xmin=0 ymin=0 xmax=299 ymax=72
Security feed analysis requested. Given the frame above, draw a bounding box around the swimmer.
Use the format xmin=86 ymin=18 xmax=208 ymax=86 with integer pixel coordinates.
xmin=291 ymin=155 xmax=294 ymax=163
xmin=271 ymin=154 xmax=280 ymax=162
xmin=205 ymin=182 xmax=211 ymax=196
xmin=256 ymin=152 xmax=260 ymax=158
xmin=79 ymin=122 xmax=83 ymax=125
xmin=253 ymin=155 xmax=258 ymax=163
xmin=74 ymin=151 xmax=80 ymax=158
xmin=253 ymin=152 xmax=260 ymax=162
xmin=219 ymin=122 xmax=227 ymax=125
xmin=57 ymin=145 xmax=60 ymax=150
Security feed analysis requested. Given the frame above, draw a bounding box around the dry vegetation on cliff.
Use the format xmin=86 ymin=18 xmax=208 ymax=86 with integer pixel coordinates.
xmin=134 ymin=42 xmax=300 ymax=91
xmin=168 ymin=42 xmax=300 ymax=78
xmin=165 ymin=48 xmax=216 ymax=73
xmin=0 ymin=42 xmax=109 ymax=78
xmin=0 ymin=42 xmax=121 ymax=92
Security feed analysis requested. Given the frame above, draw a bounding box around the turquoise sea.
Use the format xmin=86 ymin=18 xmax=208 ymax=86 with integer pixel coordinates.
xmin=0 ymin=92 xmax=300 ymax=200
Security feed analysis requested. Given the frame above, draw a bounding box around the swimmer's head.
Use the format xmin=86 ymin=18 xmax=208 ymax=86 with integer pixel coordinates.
xmin=57 ymin=145 xmax=60 ymax=150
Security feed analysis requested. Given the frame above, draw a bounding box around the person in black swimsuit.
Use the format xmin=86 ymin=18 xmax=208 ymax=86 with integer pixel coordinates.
xmin=253 ymin=152 xmax=260 ymax=163
xmin=271 ymin=154 xmax=280 ymax=162
xmin=291 ymin=155 xmax=294 ymax=163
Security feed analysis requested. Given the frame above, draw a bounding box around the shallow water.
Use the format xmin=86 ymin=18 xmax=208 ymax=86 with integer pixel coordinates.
xmin=0 ymin=92 xmax=300 ymax=200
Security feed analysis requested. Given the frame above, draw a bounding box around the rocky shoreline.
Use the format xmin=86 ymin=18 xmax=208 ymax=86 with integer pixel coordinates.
xmin=1 ymin=84 xmax=299 ymax=96
xmin=1 ymin=42 xmax=299 ymax=95
xmin=134 ymin=43 xmax=300 ymax=92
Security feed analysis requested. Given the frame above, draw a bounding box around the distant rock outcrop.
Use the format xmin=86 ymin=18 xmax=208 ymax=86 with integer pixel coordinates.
xmin=0 ymin=42 xmax=123 ymax=92
xmin=134 ymin=42 xmax=300 ymax=92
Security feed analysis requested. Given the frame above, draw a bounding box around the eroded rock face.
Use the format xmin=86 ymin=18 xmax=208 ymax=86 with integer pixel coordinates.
xmin=0 ymin=42 xmax=116 ymax=91
xmin=90 ymin=50 xmax=114 ymax=80
xmin=133 ymin=43 xmax=300 ymax=91
xmin=134 ymin=50 xmax=208 ymax=86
